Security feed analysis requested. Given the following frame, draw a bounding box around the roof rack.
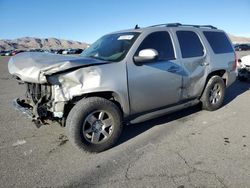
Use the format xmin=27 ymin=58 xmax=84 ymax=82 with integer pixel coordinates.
xmin=148 ymin=23 xmax=217 ymax=29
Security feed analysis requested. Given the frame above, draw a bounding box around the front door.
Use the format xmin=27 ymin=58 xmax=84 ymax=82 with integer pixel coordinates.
xmin=127 ymin=31 xmax=183 ymax=114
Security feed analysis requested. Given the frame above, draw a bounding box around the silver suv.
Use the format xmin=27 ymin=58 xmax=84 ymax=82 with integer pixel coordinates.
xmin=8 ymin=23 xmax=237 ymax=152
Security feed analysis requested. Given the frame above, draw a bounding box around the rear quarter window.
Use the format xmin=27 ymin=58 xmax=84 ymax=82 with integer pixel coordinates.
xmin=203 ymin=31 xmax=233 ymax=54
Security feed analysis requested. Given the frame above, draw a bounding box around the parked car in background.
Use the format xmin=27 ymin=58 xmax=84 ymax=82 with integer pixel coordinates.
xmin=237 ymin=55 xmax=250 ymax=81
xmin=75 ymin=48 xmax=84 ymax=54
xmin=4 ymin=51 xmax=13 ymax=56
xmin=62 ymin=48 xmax=74 ymax=55
xmin=28 ymin=49 xmax=44 ymax=53
xmin=0 ymin=51 xmax=7 ymax=56
xmin=54 ymin=49 xmax=64 ymax=54
xmin=234 ymin=44 xmax=250 ymax=51
xmin=0 ymin=50 xmax=26 ymax=56
xmin=8 ymin=23 xmax=236 ymax=152
xmin=1 ymin=48 xmax=84 ymax=56
xmin=11 ymin=50 xmax=25 ymax=56
xmin=62 ymin=48 xmax=84 ymax=55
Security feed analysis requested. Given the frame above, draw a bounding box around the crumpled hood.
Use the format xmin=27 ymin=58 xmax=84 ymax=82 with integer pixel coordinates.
xmin=8 ymin=52 xmax=109 ymax=83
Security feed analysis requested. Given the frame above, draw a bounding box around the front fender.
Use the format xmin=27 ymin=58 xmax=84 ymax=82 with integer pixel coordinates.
xmin=48 ymin=62 xmax=130 ymax=117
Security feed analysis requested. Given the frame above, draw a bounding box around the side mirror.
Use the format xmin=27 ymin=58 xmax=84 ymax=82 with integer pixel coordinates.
xmin=134 ymin=49 xmax=158 ymax=64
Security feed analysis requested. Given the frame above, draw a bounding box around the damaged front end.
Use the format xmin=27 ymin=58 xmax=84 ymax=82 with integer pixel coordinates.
xmin=13 ymin=82 xmax=57 ymax=127
xmin=8 ymin=52 xmax=110 ymax=127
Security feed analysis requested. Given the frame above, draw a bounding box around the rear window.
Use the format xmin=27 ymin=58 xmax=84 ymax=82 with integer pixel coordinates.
xmin=203 ymin=31 xmax=233 ymax=54
xmin=176 ymin=31 xmax=204 ymax=58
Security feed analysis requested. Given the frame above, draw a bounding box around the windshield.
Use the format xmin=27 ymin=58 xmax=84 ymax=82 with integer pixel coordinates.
xmin=81 ymin=32 xmax=140 ymax=62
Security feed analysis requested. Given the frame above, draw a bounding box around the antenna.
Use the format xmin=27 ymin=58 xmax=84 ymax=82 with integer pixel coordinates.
xmin=134 ymin=24 xmax=140 ymax=29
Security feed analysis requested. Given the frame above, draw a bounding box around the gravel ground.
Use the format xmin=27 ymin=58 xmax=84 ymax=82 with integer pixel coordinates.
xmin=0 ymin=51 xmax=250 ymax=188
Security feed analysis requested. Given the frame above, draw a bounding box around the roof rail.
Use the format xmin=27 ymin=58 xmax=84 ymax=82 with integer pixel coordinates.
xmin=148 ymin=23 xmax=217 ymax=29
xmin=181 ymin=24 xmax=217 ymax=29
xmin=149 ymin=23 xmax=181 ymax=27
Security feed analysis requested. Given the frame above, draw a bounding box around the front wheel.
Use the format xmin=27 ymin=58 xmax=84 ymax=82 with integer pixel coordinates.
xmin=201 ymin=76 xmax=226 ymax=111
xmin=66 ymin=97 xmax=123 ymax=152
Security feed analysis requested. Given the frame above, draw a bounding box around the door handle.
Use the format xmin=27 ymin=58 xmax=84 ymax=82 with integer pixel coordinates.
xmin=200 ymin=61 xmax=209 ymax=66
xmin=167 ymin=66 xmax=179 ymax=73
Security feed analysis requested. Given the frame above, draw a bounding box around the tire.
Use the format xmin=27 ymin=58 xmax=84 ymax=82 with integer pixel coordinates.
xmin=201 ymin=76 xmax=226 ymax=111
xmin=66 ymin=97 xmax=123 ymax=152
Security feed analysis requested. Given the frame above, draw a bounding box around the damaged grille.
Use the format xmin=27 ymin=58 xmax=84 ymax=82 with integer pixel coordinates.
xmin=26 ymin=83 xmax=52 ymax=103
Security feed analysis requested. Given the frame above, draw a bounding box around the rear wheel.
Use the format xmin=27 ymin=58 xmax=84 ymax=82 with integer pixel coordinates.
xmin=66 ymin=97 xmax=123 ymax=152
xmin=201 ymin=76 xmax=226 ymax=111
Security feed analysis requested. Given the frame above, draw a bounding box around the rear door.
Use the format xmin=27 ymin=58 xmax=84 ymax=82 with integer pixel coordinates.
xmin=174 ymin=29 xmax=208 ymax=99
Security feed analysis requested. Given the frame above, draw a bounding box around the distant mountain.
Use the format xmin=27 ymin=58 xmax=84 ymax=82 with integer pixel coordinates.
xmin=228 ymin=34 xmax=250 ymax=44
xmin=0 ymin=37 xmax=89 ymax=51
xmin=1 ymin=34 xmax=250 ymax=51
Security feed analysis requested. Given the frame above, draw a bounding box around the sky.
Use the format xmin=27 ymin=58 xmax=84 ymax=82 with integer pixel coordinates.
xmin=0 ymin=0 xmax=250 ymax=43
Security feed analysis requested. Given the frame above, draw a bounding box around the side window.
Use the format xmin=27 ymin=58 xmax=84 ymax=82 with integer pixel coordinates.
xmin=136 ymin=31 xmax=175 ymax=60
xmin=176 ymin=31 xmax=204 ymax=58
xmin=203 ymin=31 xmax=233 ymax=54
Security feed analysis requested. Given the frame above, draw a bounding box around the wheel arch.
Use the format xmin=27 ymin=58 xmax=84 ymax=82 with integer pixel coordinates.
xmin=207 ymin=69 xmax=227 ymax=84
xmin=200 ymin=69 xmax=227 ymax=99
xmin=65 ymin=91 xmax=125 ymax=118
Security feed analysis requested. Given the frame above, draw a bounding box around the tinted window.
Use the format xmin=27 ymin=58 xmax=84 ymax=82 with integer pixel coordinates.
xmin=176 ymin=31 xmax=204 ymax=58
xmin=136 ymin=31 xmax=175 ymax=60
xmin=203 ymin=31 xmax=233 ymax=54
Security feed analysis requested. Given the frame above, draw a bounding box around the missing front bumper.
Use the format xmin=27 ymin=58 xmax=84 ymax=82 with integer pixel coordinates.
xmin=13 ymin=98 xmax=64 ymax=127
xmin=13 ymin=98 xmax=47 ymax=128
xmin=13 ymin=98 xmax=33 ymax=119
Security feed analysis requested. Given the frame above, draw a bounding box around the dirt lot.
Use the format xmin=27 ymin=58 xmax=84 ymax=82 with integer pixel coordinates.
xmin=0 ymin=52 xmax=250 ymax=188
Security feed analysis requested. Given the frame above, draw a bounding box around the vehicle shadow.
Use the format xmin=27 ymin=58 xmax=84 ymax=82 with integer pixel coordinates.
xmin=224 ymin=79 xmax=250 ymax=105
xmin=117 ymin=104 xmax=201 ymax=147
xmin=117 ymin=80 xmax=250 ymax=147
